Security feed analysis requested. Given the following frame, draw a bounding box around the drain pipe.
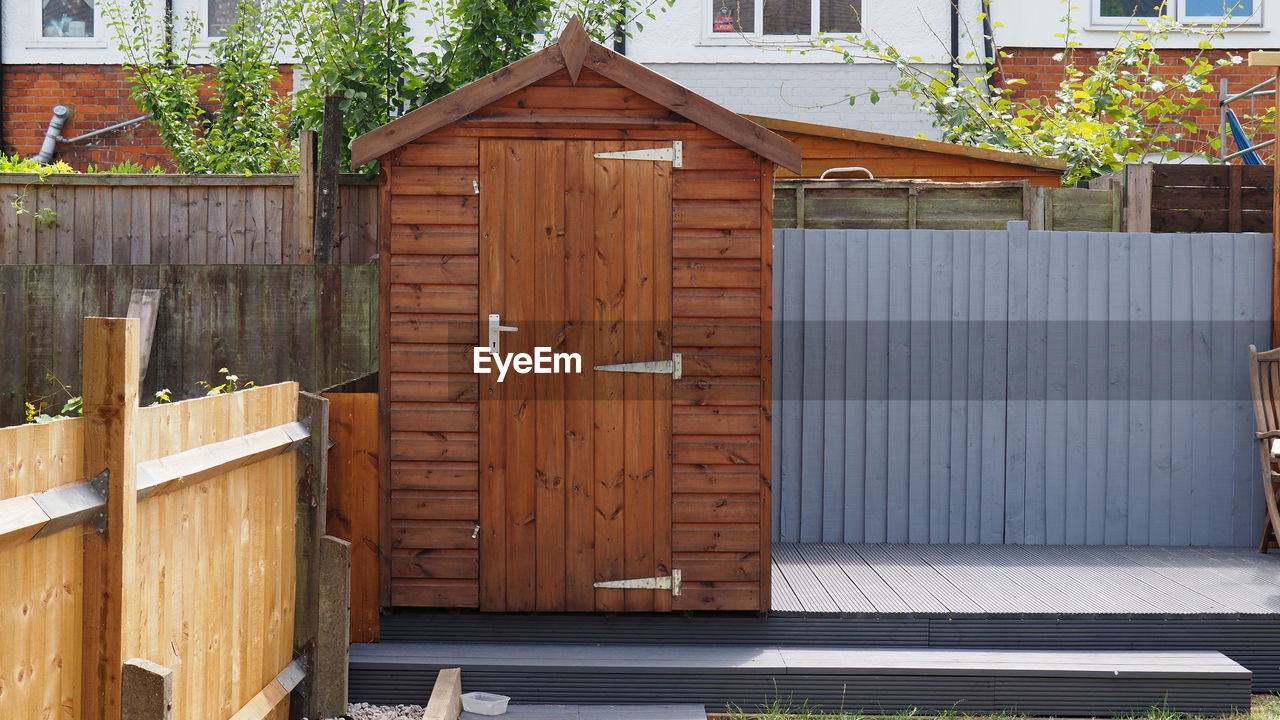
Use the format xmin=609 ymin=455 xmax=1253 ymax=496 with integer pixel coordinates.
xmin=33 ymin=105 xmax=72 ymax=164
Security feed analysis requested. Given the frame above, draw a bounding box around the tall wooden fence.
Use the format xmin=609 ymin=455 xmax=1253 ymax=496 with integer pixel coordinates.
xmin=773 ymin=225 xmax=1271 ymax=547
xmin=0 ymin=174 xmax=378 ymax=264
xmin=0 ymin=264 xmax=377 ymax=427
xmin=0 ymin=318 xmax=339 ymax=720
xmin=774 ymin=180 xmax=1122 ymax=231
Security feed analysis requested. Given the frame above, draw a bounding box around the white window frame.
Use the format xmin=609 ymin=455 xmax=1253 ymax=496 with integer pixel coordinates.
xmin=706 ymin=0 xmax=863 ymax=41
xmin=1089 ymin=0 xmax=1262 ymax=26
xmin=203 ymin=0 xmax=240 ymax=40
xmin=37 ymin=0 xmax=102 ymax=43
xmin=1177 ymin=0 xmax=1262 ymax=25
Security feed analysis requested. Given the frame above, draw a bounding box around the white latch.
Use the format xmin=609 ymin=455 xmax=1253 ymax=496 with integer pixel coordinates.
xmin=593 ymin=353 xmax=682 ymax=380
xmin=594 ymin=141 xmax=683 ymax=167
xmin=487 ymin=313 xmax=518 ymax=354
xmin=594 ymin=568 xmax=682 ymax=596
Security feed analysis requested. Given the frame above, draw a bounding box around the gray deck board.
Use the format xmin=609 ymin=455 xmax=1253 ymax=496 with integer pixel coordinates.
xmin=774 ymin=543 xmax=1280 ymax=615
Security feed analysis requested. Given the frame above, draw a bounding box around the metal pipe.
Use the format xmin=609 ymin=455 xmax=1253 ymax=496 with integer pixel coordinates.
xmin=32 ymin=105 xmax=71 ymax=164
xmin=819 ymin=166 xmax=875 ymax=180
xmin=1221 ymin=78 xmax=1229 ymax=161
xmin=1223 ymin=137 xmax=1275 ymax=162
xmin=1221 ymin=77 xmax=1276 ymax=106
xmin=58 ymin=114 xmax=149 ymax=144
xmin=950 ymin=0 xmax=961 ymax=86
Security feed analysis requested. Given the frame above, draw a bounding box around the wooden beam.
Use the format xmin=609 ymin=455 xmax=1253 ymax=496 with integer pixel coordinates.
xmin=314 ymin=95 xmax=342 ymax=264
xmin=560 ymin=17 xmax=589 ymax=85
xmin=296 ymin=130 xmax=317 ymax=264
xmin=313 ymin=535 xmax=351 ymax=717
xmin=292 ymin=392 xmax=330 ymax=717
xmin=134 ymin=420 xmax=310 ymax=500
xmin=1124 ymin=164 xmax=1153 ymax=233
xmin=1249 ymin=51 xmax=1280 ymax=67
xmin=80 ymin=316 xmax=141 ymax=720
xmin=421 ymin=667 xmax=462 ymax=720
xmin=125 ymin=289 xmax=160 ymax=384
xmin=0 ymin=476 xmax=106 ymax=551
xmin=228 ymin=658 xmax=306 ymax=720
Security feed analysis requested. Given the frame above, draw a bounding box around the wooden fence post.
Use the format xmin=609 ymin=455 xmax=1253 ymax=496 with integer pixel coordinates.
xmin=1124 ymin=163 xmax=1153 ymax=233
xmin=291 ymin=391 xmax=329 ymax=719
xmin=121 ymin=659 xmax=173 ymax=720
xmin=80 ymin=316 xmax=140 ymax=720
xmin=313 ymin=535 xmax=351 ymax=717
xmin=313 ymin=96 xmax=342 ymax=264
xmin=296 ymin=130 xmax=317 ymax=265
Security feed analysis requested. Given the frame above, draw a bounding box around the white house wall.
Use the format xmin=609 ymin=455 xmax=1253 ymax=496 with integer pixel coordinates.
xmin=989 ymin=0 xmax=1280 ymax=49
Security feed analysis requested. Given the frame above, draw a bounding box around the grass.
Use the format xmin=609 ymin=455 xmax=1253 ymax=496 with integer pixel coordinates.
xmin=714 ymin=693 xmax=1280 ymax=720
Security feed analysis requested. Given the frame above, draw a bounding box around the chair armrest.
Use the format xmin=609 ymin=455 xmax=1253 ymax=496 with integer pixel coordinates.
xmin=1257 ymin=430 xmax=1280 ymax=440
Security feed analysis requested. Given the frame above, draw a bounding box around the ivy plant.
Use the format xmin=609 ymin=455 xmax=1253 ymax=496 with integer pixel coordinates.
xmin=808 ymin=3 xmax=1246 ymax=185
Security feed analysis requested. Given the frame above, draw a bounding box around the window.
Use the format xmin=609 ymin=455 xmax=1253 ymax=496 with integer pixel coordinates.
xmin=1093 ymin=0 xmax=1259 ymax=24
xmin=42 ymin=0 xmax=95 ymax=38
xmin=711 ymin=0 xmax=860 ymax=36
xmin=208 ymin=0 xmax=238 ymax=36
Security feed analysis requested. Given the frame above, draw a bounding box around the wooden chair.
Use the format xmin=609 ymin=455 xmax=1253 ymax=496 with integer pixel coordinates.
xmin=1248 ymin=345 xmax=1280 ymax=552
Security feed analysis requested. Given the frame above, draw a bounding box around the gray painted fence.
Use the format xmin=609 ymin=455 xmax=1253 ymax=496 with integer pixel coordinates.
xmin=772 ymin=225 xmax=1272 ymax=546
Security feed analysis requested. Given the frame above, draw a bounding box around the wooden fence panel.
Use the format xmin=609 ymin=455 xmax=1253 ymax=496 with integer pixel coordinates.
xmin=773 ymin=226 xmax=1272 ymax=546
xmin=0 ymin=418 xmax=85 ymax=720
xmin=0 ymin=174 xmax=379 ymax=265
xmin=773 ymin=180 xmax=1119 ymax=231
xmin=130 ymin=383 xmax=298 ymax=720
xmin=323 ymin=392 xmax=380 ymax=643
xmin=1129 ymin=164 xmax=1275 ymax=233
xmin=0 ymin=265 xmax=377 ymax=427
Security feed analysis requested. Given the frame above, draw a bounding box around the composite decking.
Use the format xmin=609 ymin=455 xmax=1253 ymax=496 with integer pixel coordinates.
xmin=358 ymin=544 xmax=1280 ymax=711
xmin=771 ymin=543 xmax=1280 ymax=615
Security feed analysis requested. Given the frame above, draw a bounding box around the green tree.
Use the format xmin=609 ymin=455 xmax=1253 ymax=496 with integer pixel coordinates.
xmin=809 ymin=4 xmax=1245 ymax=185
xmin=102 ymin=0 xmax=297 ymax=173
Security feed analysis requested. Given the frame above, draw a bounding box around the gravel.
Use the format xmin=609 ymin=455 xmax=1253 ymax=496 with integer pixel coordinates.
xmin=306 ymin=702 xmax=425 ymax=720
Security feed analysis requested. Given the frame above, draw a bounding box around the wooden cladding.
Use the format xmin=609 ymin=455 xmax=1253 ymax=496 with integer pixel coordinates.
xmin=1122 ymin=163 xmax=1274 ymax=234
xmin=381 ymin=65 xmax=773 ymax=612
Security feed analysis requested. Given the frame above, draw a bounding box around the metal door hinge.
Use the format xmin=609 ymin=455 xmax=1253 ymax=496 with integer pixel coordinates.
xmin=594 ymin=569 xmax=682 ymax=596
xmin=594 ymin=353 xmax=682 ymax=380
xmin=471 ymin=524 xmax=481 ymax=540
xmin=594 ymin=141 xmax=683 ymax=167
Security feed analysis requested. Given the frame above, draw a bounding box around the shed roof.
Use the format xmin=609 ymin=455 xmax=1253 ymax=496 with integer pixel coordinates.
xmin=742 ymin=115 xmax=1067 ymax=174
xmin=350 ymin=20 xmax=802 ymax=171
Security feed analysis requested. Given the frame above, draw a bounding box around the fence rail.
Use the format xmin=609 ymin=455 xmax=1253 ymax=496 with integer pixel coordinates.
xmin=774 ymin=180 xmax=1121 ymax=231
xmin=773 ymin=225 xmax=1271 ymax=546
xmin=0 ymin=173 xmax=378 ymax=265
xmin=0 ymin=263 xmax=377 ymax=427
xmin=0 ymin=317 xmax=343 ymax=720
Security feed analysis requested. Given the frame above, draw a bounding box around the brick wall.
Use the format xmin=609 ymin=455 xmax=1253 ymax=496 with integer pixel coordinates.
xmin=999 ymin=47 xmax=1274 ymax=159
xmin=1 ymin=64 xmax=294 ymax=170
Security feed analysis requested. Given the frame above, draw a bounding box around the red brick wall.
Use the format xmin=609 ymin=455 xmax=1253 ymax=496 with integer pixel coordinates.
xmin=999 ymin=47 xmax=1274 ymax=159
xmin=1 ymin=64 xmax=294 ymax=171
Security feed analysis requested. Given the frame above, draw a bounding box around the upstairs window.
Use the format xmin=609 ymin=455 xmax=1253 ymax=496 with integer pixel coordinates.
xmin=712 ymin=0 xmax=861 ymax=37
xmin=1093 ymin=0 xmax=1259 ymax=24
xmin=42 ymin=0 xmax=95 ymax=37
xmin=208 ymin=0 xmax=239 ymax=36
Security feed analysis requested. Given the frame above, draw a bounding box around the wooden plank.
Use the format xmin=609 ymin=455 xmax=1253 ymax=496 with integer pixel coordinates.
xmin=297 ymin=130 xmax=317 ymax=264
xmin=421 ymin=667 xmax=462 ymax=720
xmin=80 ymin=316 xmax=140 ymax=720
xmin=478 ymin=139 xmax=507 ymax=611
xmin=226 ymin=658 xmax=305 ymax=720
xmin=1125 ymin=165 xmax=1153 ymax=233
xmin=564 ymin=141 xmax=596 ymax=612
xmin=324 ymin=393 xmax=381 ymax=642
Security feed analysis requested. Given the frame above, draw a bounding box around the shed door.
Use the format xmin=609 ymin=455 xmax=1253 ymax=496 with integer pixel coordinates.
xmin=478 ymin=139 xmax=675 ymax=612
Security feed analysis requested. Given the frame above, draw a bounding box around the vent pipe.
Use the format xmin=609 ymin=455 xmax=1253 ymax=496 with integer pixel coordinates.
xmin=33 ymin=105 xmax=72 ymax=164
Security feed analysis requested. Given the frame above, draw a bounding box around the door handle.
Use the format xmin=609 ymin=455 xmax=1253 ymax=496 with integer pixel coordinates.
xmin=487 ymin=313 xmax=519 ymax=354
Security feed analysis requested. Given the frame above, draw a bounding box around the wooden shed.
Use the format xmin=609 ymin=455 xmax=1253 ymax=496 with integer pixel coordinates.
xmin=350 ymin=20 xmax=801 ymax=613
xmin=744 ymin=115 xmax=1066 ymax=187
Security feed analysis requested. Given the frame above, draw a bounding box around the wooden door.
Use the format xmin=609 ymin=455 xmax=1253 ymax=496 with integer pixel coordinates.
xmin=478 ymin=139 xmax=674 ymax=612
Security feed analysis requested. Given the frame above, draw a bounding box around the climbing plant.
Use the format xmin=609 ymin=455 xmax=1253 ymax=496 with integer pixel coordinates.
xmin=102 ymin=0 xmax=297 ymax=173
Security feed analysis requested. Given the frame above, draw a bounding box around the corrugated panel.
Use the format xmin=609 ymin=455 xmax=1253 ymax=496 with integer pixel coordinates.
xmin=772 ymin=227 xmax=1273 ymax=546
